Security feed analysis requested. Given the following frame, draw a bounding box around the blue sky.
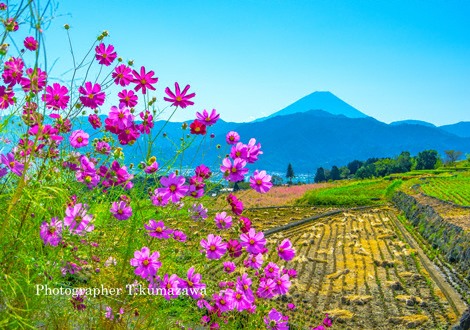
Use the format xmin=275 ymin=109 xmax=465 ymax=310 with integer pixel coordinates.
xmin=39 ymin=0 xmax=470 ymax=125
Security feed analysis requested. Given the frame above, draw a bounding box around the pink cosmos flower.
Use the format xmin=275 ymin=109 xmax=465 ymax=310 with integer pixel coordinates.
xmin=240 ymin=228 xmax=266 ymax=254
xmin=107 ymin=105 xmax=134 ymax=130
xmin=236 ymin=273 xmax=254 ymax=301
xmin=226 ymin=131 xmax=240 ymax=145
xmin=150 ymin=190 xmax=170 ymax=207
xmin=118 ymin=89 xmax=138 ymax=107
xmin=213 ymin=290 xmax=234 ymax=313
xmin=246 ymin=138 xmax=263 ymax=163
xmin=189 ymin=203 xmax=208 ymax=221
xmin=264 ymin=262 xmax=280 ymax=279
xmin=223 ymin=261 xmax=236 ymax=274
xmin=63 ymin=203 xmax=94 ymax=236
xmin=273 ymin=274 xmax=291 ymax=295
xmin=196 ymin=109 xmax=219 ymax=126
xmin=249 ymin=170 xmax=273 ymax=193
xmin=132 ymin=66 xmax=158 ymax=94
xmin=227 ymin=239 xmax=243 ymax=258
xmin=95 ymin=141 xmax=110 ymax=154
xmin=78 ymin=82 xmax=105 ymax=109
xmin=42 ymin=83 xmax=69 ymax=110
xmin=277 ymin=239 xmax=296 ymax=261
xmin=130 ymin=247 xmax=162 ymax=279
xmin=323 ymin=314 xmax=333 ymax=327
xmin=230 ymin=142 xmax=248 ymax=160
xmin=160 ymin=274 xmax=181 ymax=300
xmin=112 ymin=64 xmax=133 ymax=86
xmin=24 ymin=36 xmax=38 ymax=51
xmin=21 ymin=67 xmax=47 ymax=93
xmin=4 ymin=17 xmax=18 ymax=31
xmin=75 ymin=156 xmax=100 ymax=188
xmin=2 ymin=57 xmax=24 ymax=86
xmin=95 ymin=43 xmax=117 ymax=66
xmin=264 ymin=308 xmax=288 ymax=330
xmin=239 ymin=216 xmax=251 ymax=233
xmin=0 ymin=152 xmax=24 ymax=176
xmin=244 ymin=253 xmax=263 ymax=269
xmin=179 ymin=267 xmax=206 ymax=299
xmin=195 ymin=164 xmax=212 ymax=179
xmin=40 ymin=217 xmax=63 ymax=246
xmin=144 ymin=220 xmax=173 ymax=239
xmin=105 ymin=306 xmax=113 ymax=320
xmin=214 ymin=212 xmax=232 ymax=229
xmin=164 ymin=82 xmax=195 ymax=108
xmin=220 ymin=157 xmax=248 ymax=182
xmin=88 ymin=114 xmax=102 ymax=129
xmin=190 ymin=120 xmax=207 ymax=135
xmin=172 ymin=230 xmax=187 ymax=242
xmin=158 ymin=173 xmax=189 ymax=203
xmin=69 ymin=130 xmax=89 ymax=148
xmin=230 ymin=289 xmax=252 ymax=311
xmin=110 ymin=201 xmax=132 ymax=220
xmin=200 ymin=234 xmax=227 ymax=260
xmin=188 ymin=185 xmax=204 ymax=198
xmin=144 ymin=159 xmax=159 ymax=174
xmin=287 ymin=303 xmax=296 ymax=310
xmin=257 ymin=278 xmax=276 ymax=299
xmin=137 ymin=110 xmax=154 ymax=134
xmin=0 ymin=86 xmax=15 ymax=109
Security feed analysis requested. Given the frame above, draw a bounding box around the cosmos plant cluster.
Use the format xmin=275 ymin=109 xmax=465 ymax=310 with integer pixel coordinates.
xmin=0 ymin=3 xmax=332 ymax=329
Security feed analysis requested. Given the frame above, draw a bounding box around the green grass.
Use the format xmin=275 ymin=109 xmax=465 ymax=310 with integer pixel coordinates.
xmin=418 ymin=172 xmax=470 ymax=206
xmin=297 ymin=179 xmax=403 ymax=206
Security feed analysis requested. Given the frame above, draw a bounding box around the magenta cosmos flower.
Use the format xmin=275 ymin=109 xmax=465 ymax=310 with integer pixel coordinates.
xmin=160 ymin=274 xmax=181 ymax=300
xmin=24 ymin=36 xmax=38 ymax=51
xmin=144 ymin=220 xmax=173 ymax=239
xmin=220 ymin=157 xmax=248 ymax=182
xmin=223 ymin=261 xmax=236 ymax=274
xmin=264 ymin=308 xmax=288 ymax=330
xmin=21 ymin=67 xmax=47 ymax=93
xmin=240 ymin=228 xmax=266 ymax=254
xmin=164 ymin=82 xmax=195 ymax=108
xmin=226 ymin=131 xmax=240 ymax=145
xmin=264 ymin=262 xmax=280 ymax=279
xmin=63 ymin=203 xmax=94 ymax=236
xmin=277 ymin=239 xmax=296 ymax=261
xmin=95 ymin=43 xmax=117 ymax=66
xmin=1 ymin=152 xmax=24 ymax=176
xmin=118 ymin=89 xmax=138 ymax=108
xmin=110 ymin=201 xmax=132 ymax=220
xmin=0 ymin=86 xmax=15 ymax=109
xmin=179 ymin=267 xmax=206 ymax=299
xmin=40 ymin=217 xmax=63 ymax=246
xmin=130 ymin=247 xmax=162 ymax=279
xmin=112 ymin=64 xmax=133 ymax=86
xmin=249 ymin=170 xmax=273 ymax=193
xmin=158 ymin=173 xmax=189 ymax=203
xmin=78 ymin=82 xmax=105 ymax=109
xmin=244 ymin=253 xmax=263 ymax=269
xmin=69 ymin=130 xmax=89 ymax=148
xmin=132 ymin=66 xmax=158 ymax=94
xmin=42 ymin=83 xmax=69 ymax=110
xmin=196 ymin=109 xmax=220 ymax=126
xmin=200 ymin=234 xmax=227 ymax=260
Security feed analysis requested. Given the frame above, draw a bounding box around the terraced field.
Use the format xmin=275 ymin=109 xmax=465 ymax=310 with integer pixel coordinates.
xmin=419 ymin=174 xmax=470 ymax=206
xmin=209 ymin=206 xmax=463 ymax=329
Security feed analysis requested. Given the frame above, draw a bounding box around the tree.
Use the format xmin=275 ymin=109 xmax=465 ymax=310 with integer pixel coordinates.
xmin=415 ymin=150 xmax=439 ymax=170
xmin=339 ymin=166 xmax=350 ymax=179
xmin=286 ymin=163 xmax=295 ymax=184
xmin=271 ymin=175 xmax=283 ymax=186
xmin=444 ymin=150 xmax=463 ymax=167
xmin=395 ymin=151 xmax=412 ymax=173
xmin=347 ymin=160 xmax=363 ymax=175
xmin=355 ymin=164 xmax=376 ymax=179
xmin=330 ymin=165 xmax=340 ymax=181
xmin=314 ymin=167 xmax=326 ymax=183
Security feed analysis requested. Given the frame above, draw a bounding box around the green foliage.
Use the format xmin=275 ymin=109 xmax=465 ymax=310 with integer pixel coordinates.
xmin=330 ymin=165 xmax=340 ymax=181
xmin=286 ymin=163 xmax=295 ymax=184
xmin=298 ymin=179 xmax=402 ymax=206
xmin=415 ymin=149 xmax=439 ymax=170
xmin=314 ymin=167 xmax=326 ymax=183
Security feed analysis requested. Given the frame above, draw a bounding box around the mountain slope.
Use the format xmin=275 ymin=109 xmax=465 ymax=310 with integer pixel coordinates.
xmin=390 ymin=120 xmax=436 ymax=128
xmin=255 ymin=91 xmax=368 ymax=122
xmin=439 ymin=122 xmax=470 ymax=138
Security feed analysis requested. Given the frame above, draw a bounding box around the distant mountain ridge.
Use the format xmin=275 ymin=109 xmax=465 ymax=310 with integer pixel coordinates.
xmin=390 ymin=120 xmax=436 ymax=128
xmin=254 ymin=91 xmax=368 ymax=122
xmin=439 ymin=122 xmax=470 ymax=138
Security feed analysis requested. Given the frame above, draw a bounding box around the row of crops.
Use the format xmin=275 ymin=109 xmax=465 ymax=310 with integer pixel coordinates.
xmin=208 ymin=207 xmax=459 ymax=329
xmin=419 ymin=173 xmax=470 ymax=206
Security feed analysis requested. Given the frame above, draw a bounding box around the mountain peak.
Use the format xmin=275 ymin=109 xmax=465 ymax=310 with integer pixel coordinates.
xmin=255 ymin=91 xmax=368 ymax=122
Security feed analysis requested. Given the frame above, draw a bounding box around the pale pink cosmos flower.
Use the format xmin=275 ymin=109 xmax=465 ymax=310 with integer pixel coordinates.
xmin=164 ymin=82 xmax=195 ymax=108
xmin=0 ymin=152 xmax=24 ymax=176
xmin=196 ymin=109 xmax=219 ymax=126
xmin=220 ymin=157 xmax=248 ymax=182
xmin=69 ymin=130 xmax=89 ymax=148
xmin=63 ymin=203 xmax=94 ymax=236
xmin=214 ymin=212 xmax=232 ymax=229
xmin=200 ymin=234 xmax=227 ymax=260
xmin=130 ymin=247 xmax=162 ymax=279
xmin=249 ymin=170 xmax=273 ymax=193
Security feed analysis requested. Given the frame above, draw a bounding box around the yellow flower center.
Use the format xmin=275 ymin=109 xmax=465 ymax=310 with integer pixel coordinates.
xmin=142 ymin=259 xmax=149 ymax=266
